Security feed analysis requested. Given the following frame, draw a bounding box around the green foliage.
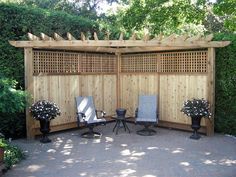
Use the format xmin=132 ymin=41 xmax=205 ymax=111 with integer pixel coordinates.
xmin=0 ymin=76 xmax=27 ymax=113
xmin=3 ymin=140 xmax=25 ymax=169
xmin=0 ymin=113 xmax=26 ymax=138
xmin=213 ymin=0 xmax=236 ymax=32
xmin=214 ymin=33 xmax=236 ymax=135
xmin=0 ymin=2 xmax=99 ymax=87
xmin=0 ymin=138 xmax=7 ymax=148
xmin=0 ymin=76 xmax=28 ymax=138
xmin=119 ymin=0 xmax=208 ymax=35
xmin=6 ymin=0 xmax=121 ymax=19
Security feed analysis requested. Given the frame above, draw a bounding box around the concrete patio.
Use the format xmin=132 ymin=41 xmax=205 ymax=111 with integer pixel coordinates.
xmin=3 ymin=123 xmax=236 ymax=177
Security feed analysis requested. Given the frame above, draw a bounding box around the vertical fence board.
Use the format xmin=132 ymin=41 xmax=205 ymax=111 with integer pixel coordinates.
xmin=159 ymin=75 xmax=208 ymax=125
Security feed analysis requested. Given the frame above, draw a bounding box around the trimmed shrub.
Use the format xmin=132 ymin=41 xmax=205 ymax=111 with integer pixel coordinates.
xmin=0 ymin=3 xmax=99 ymax=138
xmin=214 ymin=33 xmax=236 ymax=135
xmin=0 ymin=3 xmax=99 ymax=87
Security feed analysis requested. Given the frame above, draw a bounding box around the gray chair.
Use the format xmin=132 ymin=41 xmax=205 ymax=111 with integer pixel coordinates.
xmin=135 ymin=95 xmax=158 ymax=136
xmin=75 ymin=96 xmax=106 ymax=138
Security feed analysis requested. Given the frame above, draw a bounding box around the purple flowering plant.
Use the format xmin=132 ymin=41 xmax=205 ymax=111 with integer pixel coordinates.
xmin=181 ymin=98 xmax=211 ymax=118
xmin=29 ymin=100 xmax=61 ymax=120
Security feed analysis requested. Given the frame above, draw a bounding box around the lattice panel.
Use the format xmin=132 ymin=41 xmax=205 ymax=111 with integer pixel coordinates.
xmin=160 ymin=51 xmax=207 ymax=73
xmin=121 ymin=53 xmax=158 ymax=72
xmin=80 ymin=54 xmax=116 ymax=73
xmin=33 ymin=51 xmax=116 ymax=74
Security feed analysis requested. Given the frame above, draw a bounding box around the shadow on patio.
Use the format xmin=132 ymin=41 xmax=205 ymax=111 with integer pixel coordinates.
xmin=4 ymin=123 xmax=236 ymax=177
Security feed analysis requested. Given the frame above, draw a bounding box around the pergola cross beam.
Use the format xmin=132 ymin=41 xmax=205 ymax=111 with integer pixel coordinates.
xmin=9 ymin=32 xmax=231 ymax=53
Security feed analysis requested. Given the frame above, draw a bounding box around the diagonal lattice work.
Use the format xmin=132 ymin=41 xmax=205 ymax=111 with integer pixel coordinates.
xmin=33 ymin=50 xmax=117 ymax=75
xmin=160 ymin=51 xmax=208 ymax=73
xmin=121 ymin=53 xmax=159 ymax=73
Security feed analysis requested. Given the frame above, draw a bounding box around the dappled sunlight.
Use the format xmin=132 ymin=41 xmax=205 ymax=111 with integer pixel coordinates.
xmin=121 ymin=149 xmax=146 ymax=157
xmin=205 ymin=152 xmax=211 ymax=155
xmin=105 ymin=136 xmax=114 ymax=142
xmin=129 ymin=156 xmax=139 ymax=161
xmin=6 ymin=126 xmax=236 ymax=177
xmin=172 ymin=148 xmax=184 ymax=154
xmin=119 ymin=168 xmax=136 ymax=177
xmin=92 ymin=138 xmax=101 ymax=143
xmin=114 ymin=159 xmax=135 ymax=166
xmin=120 ymin=148 xmax=146 ymax=162
xmin=105 ymin=143 xmax=112 ymax=150
xmin=79 ymin=140 xmax=88 ymax=145
xmin=47 ymin=149 xmax=56 ymax=153
xmin=180 ymin=162 xmax=190 ymax=166
xmin=179 ymin=161 xmax=193 ymax=172
xmin=115 ymin=159 xmax=128 ymax=164
xmin=121 ymin=144 xmax=128 ymax=147
xmin=132 ymin=151 xmax=145 ymax=156
xmin=26 ymin=164 xmax=45 ymax=172
xmin=147 ymin=146 xmax=159 ymax=150
xmin=54 ymin=137 xmax=64 ymax=148
xmin=121 ymin=149 xmax=131 ymax=156
xmin=63 ymin=158 xmax=75 ymax=164
xmin=219 ymin=159 xmax=236 ymax=166
xmin=80 ymin=172 xmax=88 ymax=176
xmin=61 ymin=139 xmax=73 ymax=155
xmin=203 ymin=159 xmax=217 ymax=165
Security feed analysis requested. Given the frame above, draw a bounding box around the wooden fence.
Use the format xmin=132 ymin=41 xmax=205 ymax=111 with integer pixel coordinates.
xmin=26 ymin=49 xmax=213 ymax=137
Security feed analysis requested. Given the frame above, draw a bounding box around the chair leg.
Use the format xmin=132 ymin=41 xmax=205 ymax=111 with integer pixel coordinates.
xmin=81 ymin=126 xmax=102 ymax=139
xmin=137 ymin=124 xmax=156 ymax=136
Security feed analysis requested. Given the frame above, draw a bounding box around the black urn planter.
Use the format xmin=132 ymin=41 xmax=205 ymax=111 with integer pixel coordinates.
xmin=190 ymin=116 xmax=202 ymax=140
xmin=116 ymin=108 xmax=126 ymax=118
xmin=39 ymin=119 xmax=51 ymax=143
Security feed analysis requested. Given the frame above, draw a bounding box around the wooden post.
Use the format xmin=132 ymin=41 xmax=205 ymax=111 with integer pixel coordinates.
xmin=207 ymin=48 xmax=215 ymax=136
xmin=157 ymin=53 xmax=161 ymax=120
xmin=116 ymin=53 xmax=121 ymax=108
xmin=24 ymin=48 xmax=35 ymax=139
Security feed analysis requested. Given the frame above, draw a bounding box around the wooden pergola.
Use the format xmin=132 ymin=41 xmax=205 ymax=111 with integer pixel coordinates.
xmin=10 ymin=32 xmax=230 ymax=138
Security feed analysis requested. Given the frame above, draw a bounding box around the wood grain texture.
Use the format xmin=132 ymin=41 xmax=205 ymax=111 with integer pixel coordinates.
xmin=120 ymin=74 xmax=159 ymax=116
xmin=159 ymin=75 xmax=208 ymax=125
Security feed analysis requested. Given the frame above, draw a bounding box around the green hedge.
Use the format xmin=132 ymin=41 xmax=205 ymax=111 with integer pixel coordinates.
xmin=214 ymin=33 xmax=236 ymax=136
xmin=0 ymin=3 xmax=99 ymax=87
xmin=0 ymin=3 xmax=99 ymax=138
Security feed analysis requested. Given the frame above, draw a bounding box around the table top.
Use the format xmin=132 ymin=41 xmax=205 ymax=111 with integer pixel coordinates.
xmin=111 ymin=115 xmax=132 ymax=120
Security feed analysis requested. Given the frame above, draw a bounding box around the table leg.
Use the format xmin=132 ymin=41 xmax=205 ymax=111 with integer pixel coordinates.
xmin=116 ymin=120 xmax=121 ymax=135
xmin=113 ymin=121 xmax=118 ymax=132
xmin=122 ymin=120 xmax=127 ymax=131
xmin=123 ymin=121 xmax=130 ymax=133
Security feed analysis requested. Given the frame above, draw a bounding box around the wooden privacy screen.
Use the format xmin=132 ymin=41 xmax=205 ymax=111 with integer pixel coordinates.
xmin=31 ymin=49 xmax=210 ymax=136
xmin=33 ymin=50 xmax=116 ymax=74
xmin=160 ymin=51 xmax=208 ymax=73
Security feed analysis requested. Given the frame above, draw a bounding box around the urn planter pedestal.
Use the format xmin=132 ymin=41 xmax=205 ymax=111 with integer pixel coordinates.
xmin=190 ymin=116 xmax=202 ymax=140
xmin=39 ymin=119 xmax=51 ymax=143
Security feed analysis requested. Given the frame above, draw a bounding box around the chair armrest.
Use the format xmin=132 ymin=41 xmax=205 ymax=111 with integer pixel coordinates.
xmin=96 ymin=110 xmax=106 ymax=117
xmin=77 ymin=112 xmax=86 ymax=119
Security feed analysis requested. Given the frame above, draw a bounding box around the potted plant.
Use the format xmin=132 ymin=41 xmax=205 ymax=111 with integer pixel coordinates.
xmin=181 ymin=98 xmax=211 ymax=140
xmin=29 ymin=100 xmax=61 ymax=143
